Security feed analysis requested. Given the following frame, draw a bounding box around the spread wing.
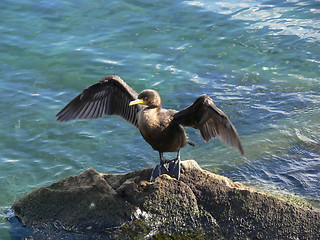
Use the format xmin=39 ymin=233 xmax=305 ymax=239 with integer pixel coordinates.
xmin=173 ymin=95 xmax=244 ymax=155
xmin=56 ymin=75 xmax=143 ymax=127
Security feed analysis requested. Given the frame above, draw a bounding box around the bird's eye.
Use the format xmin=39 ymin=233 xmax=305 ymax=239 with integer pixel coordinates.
xmin=144 ymin=97 xmax=147 ymax=101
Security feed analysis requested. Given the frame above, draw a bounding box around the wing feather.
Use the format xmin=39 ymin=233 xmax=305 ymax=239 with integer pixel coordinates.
xmin=56 ymin=75 xmax=142 ymax=127
xmin=173 ymin=95 xmax=244 ymax=155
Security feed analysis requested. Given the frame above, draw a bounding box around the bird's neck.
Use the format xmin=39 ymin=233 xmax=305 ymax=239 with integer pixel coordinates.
xmin=146 ymin=104 xmax=161 ymax=111
xmin=145 ymin=106 xmax=161 ymax=121
xmin=145 ymin=104 xmax=162 ymax=115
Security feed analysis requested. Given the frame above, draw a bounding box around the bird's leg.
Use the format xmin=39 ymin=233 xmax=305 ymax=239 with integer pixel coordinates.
xmin=150 ymin=152 xmax=170 ymax=182
xmin=174 ymin=149 xmax=181 ymax=161
xmin=159 ymin=152 xmax=165 ymax=164
xmin=166 ymin=149 xmax=181 ymax=180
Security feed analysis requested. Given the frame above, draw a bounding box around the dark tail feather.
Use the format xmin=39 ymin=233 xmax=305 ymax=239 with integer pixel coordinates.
xmin=188 ymin=141 xmax=195 ymax=147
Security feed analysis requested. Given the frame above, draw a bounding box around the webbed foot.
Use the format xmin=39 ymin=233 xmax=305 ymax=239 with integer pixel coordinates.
xmin=150 ymin=158 xmax=181 ymax=181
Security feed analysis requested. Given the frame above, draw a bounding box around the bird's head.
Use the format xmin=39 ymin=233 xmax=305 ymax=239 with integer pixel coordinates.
xmin=129 ymin=89 xmax=161 ymax=108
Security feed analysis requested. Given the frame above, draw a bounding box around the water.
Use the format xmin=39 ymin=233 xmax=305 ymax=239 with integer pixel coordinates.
xmin=1 ymin=0 xmax=319 ymax=238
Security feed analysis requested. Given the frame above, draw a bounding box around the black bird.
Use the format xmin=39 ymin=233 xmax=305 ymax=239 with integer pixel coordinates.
xmin=56 ymin=75 xmax=244 ymax=181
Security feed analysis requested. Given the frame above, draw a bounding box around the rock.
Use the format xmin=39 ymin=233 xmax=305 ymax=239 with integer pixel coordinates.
xmin=11 ymin=160 xmax=320 ymax=239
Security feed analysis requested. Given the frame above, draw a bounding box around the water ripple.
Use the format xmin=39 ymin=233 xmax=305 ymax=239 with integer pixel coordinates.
xmin=187 ymin=0 xmax=320 ymax=42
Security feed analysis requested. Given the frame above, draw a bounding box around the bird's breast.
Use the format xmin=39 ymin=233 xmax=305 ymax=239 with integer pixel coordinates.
xmin=138 ymin=108 xmax=163 ymax=136
xmin=137 ymin=108 xmax=188 ymax=152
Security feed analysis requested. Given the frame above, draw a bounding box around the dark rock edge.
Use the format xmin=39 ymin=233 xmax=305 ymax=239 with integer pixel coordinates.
xmin=11 ymin=160 xmax=320 ymax=239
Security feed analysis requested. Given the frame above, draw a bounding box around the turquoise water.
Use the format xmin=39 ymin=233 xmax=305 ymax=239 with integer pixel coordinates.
xmin=1 ymin=0 xmax=320 ymax=238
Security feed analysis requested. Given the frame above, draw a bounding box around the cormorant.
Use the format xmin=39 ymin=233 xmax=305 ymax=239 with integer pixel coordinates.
xmin=56 ymin=75 xmax=244 ymax=181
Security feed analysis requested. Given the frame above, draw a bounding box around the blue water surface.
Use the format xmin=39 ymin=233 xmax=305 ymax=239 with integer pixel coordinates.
xmin=1 ymin=0 xmax=320 ymax=238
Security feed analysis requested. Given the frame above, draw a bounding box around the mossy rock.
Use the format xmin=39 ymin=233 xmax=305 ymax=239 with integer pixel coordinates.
xmin=11 ymin=160 xmax=320 ymax=239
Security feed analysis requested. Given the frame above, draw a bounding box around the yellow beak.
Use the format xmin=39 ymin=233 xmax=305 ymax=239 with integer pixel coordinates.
xmin=129 ymin=99 xmax=147 ymax=106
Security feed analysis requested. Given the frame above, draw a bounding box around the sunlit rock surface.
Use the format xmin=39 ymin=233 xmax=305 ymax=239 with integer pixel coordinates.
xmin=12 ymin=160 xmax=320 ymax=239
